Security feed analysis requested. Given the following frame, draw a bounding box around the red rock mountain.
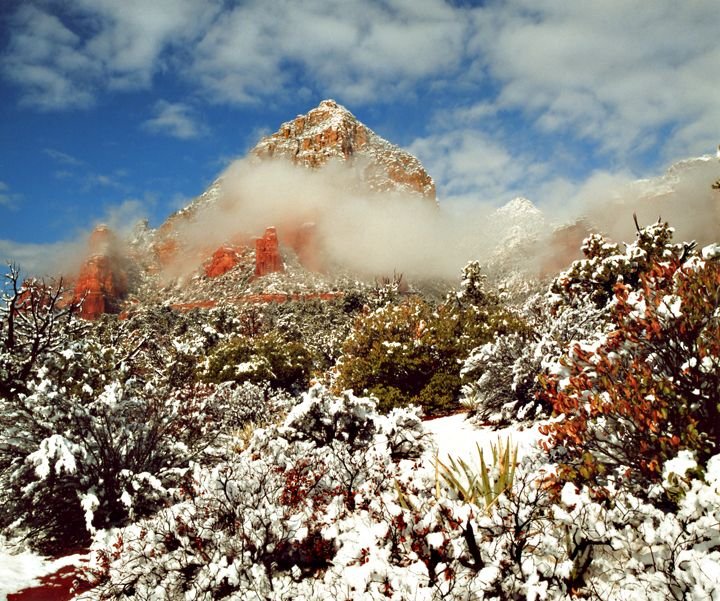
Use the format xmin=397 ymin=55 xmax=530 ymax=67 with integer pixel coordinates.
xmin=72 ymin=225 xmax=128 ymax=319
xmin=66 ymin=100 xmax=439 ymax=318
xmin=253 ymin=99 xmax=436 ymax=201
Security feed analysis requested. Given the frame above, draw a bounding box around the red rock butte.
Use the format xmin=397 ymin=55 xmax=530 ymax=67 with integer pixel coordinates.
xmin=204 ymin=245 xmax=246 ymax=279
xmin=72 ymin=225 xmax=128 ymax=319
xmin=255 ymin=226 xmax=284 ymax=277
xmin=61 ymin=100 xmax=440 ymax=318
xmin=252 ymin=99 xmax=436 ymax=201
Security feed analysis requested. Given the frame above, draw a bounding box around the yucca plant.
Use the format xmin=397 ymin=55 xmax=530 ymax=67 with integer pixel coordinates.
xmin=436 ymin=438 xmax=518 ymax=510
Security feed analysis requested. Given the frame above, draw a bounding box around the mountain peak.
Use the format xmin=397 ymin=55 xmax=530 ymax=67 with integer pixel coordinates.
xmin=496 ymin=197 xmax=542 ymax=218
xmin=252 ymin=100 xmax=436 ymax=200
xmin=316 ymin=98 xmax=343 ymax=110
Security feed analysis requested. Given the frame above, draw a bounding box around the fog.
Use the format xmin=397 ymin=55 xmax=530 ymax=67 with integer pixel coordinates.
xmin=578 ymin=159 xmax=720 ymax=247
xmin=166 ymin=157 xmax=500 ymax=281
xmin=6 ymin=154 xmax=718 ymax=284
xmin=165 ymin=154 xmax=719 ymax=283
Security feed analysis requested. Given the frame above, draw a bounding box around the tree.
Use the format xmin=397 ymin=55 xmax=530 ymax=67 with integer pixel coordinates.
xmin=336 ymin=266 xmax=523 ymax=415
xmin=540 ymin=246 xmax=720 ymax=494
xmin=0 ymin=265 xmax=80 ymax=398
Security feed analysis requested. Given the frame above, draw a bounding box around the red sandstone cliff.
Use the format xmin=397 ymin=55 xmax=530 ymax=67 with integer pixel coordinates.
xmin=252 ymin=99 xmax=436 ymax=201
xmin=254 ymin=227 xmax=283 ymax=277
xmin=149 ymin=100 xmax=437 ymax=283
xmin=72 ymin=225 xmax=128 ymax=319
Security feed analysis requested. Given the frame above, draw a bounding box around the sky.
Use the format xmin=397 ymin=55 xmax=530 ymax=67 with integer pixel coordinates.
xmin=1 ymin=0 xmax=718 ymax=274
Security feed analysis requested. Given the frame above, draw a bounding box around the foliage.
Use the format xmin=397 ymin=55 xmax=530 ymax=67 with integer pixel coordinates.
xmin=549 ymin=220 xmax=693 ymax=310
xmin=0 ymin=266 xmax=81 ymax=398
xmin=0 ymin=338 xmax=229 ymax=553
xmin=436 ymin=439 xmax=517 ymax=510
xmin=336 ymin=264 xmax=524 ymax=415
xmin=460 ymin=330 xmax=546 ymax=425
xmin=262 ymin=296 xmax=357 ymax=371
xmin=202 ymin=331 xmax=315 ymax=392
xmin=82 ymin=387 xmax=435 ymax=600
xmin=0 ymin=273 xmax=285 ymax=554
xmin=80 ymin=386 xmax=720 ymax=600
xmin=540 ymin=241 xmax=720 ymax=494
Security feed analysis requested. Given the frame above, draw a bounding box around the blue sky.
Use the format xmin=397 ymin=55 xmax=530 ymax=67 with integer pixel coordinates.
xmin=1 ymin=0 xmax=718 ymax=272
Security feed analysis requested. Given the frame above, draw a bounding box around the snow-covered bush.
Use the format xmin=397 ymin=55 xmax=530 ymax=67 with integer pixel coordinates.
xmin=209 ymin=380 xmax=293 ymax=434
xmin=0 ymin=337 xmax=234 ymax=553
xmin=74 ymin=379 xmax=720 ymax=600
xmin=0 ymin=273 xmax=270 ymax=553
xmin=460 ymin=222 xmax=698 ymax=430
xmin=264 ymin=297 xmax=358 ymax=370
xmin=549 ymin=220 xmax=695 ymax=310
xmin=461 ymin=331 xmax=545 ymax=425
xmin=541 ymin=237 xmax=720 ymax=494
xmin=336 ymin=269 xmax=523 ymax=416
xmin=81 ymin=386 xmax=438 ymax=599
xmin=202 ymin=332 xmax=315 ymax=392
xmin=0 ymin=266 xmax=81 ymax=399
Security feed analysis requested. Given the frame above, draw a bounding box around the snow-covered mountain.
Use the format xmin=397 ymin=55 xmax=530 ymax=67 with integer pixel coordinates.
xmin=252 ymin=99 xmax=436 ymax=200
xmin=64 ymin=100 xmax=441 ymax=318
xmin=52 ymin=93 xmax=719 ymax=320
xmin=491 ymin=197 xmax=546 ymax=247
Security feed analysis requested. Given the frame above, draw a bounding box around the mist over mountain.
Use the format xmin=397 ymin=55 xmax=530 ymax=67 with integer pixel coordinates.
xmin=17 ymin=99 xmax=719 ymax=320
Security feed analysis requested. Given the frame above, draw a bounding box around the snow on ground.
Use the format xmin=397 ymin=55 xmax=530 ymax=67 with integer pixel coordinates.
xmin=424 ymin=412 xmax=548 ymax=464
xmin=0 ymin=540 xmax=86 ymax=600
xmin=0 ymin=414 xmax=546 ymax=599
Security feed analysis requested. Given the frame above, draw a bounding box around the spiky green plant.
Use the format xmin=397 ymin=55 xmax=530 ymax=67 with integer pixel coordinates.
xmin=436 ymin=438 xmax=518 ymax=510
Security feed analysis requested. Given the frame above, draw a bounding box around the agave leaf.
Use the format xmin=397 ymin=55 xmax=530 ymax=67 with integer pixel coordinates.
xmin=437 ymin=457 xmax=471 ymax=501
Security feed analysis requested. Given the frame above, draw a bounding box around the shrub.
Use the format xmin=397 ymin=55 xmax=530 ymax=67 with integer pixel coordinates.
xmin=336 ymin=266 xmax=523 ymax=416
xmin=0 ymin=341 xmax=227 ymax=553
xmin=82 ymin=387 xmax=434 ymax=599
xmin=549 ymin=220 xmax=691 ymax=310
xmin=202 ymin=332 xmax=314 ymax=392
xmin=540 ymin=247 xmax=720 ymax=494
xmin=460 ymin=330 xmax=545 ymax=425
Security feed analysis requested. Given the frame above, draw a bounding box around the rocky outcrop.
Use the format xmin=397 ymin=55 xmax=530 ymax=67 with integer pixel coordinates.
xmin=72 ymin=225 xmax=128 ymax=319
xmin=283 ymin=222 xmax=322 ymax=272
xmin=255 ymin=227 xmax=283 ymax=277
xmin=204 ymin=245 xmax=246 ymax=278
xmin=252 ymin=99 xmax=436 ymax=201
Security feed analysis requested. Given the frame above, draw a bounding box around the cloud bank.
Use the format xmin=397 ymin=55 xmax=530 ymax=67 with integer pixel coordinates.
xmin=162 ymin=153 xmax=720 ymax=284
xmin=3 ymin=0 xmax=717 ymax=165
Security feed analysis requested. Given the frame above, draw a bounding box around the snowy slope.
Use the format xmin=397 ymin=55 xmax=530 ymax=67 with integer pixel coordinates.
xmin=0 ymin=541 xmax=87 ymax=600
xmin=424 ymin=412 xmax=548 ymax=464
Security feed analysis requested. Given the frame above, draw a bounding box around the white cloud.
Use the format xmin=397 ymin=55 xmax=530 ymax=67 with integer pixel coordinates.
xmin=100 ymin=198 xmax=150 ymax=234
xmin=0 ymin=181 xmax=20 ymax=209
xmin=2 ymin=0 xmax=717 ymax=173
xmin=83 ymin=174 xmax=123 ymax=190
xmin=190 ymin=0 xmax=468 ymax=104
xmin=142 ymin=101 xmax=206 ymax=139
xmin=1 ymin=0 xmax=470 ymax=109
xmin=1 ymin=5 xmax=97 ymax=110
xmin=1 ymin=0 xmax=220 ymax=109
xmin=409 ymin=129 xmax=530 ymax=206
xmin=470 ymin=0 xmax=720 ymax=160
xmin=44 ymin=148 xmax=84 ymax=166
xmin=0 ymin=239 xmax=85 ymax=278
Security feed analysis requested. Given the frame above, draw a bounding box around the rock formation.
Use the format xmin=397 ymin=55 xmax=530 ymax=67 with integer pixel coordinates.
xmin=72 ymin=225 xmax=128 ymax=319
xmin=252 ymin=99 xmax=436 ymax=202
xmin=204 ymin=245 xmax=246 ymax=278
xmin=255 ymin=227 xmax=283 ymax=277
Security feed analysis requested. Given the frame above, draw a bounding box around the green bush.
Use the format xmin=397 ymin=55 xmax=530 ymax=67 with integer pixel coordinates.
xmin=202 ymin=332 xmax=314 ymax=392
xmin=336 ymin=288 xmax=523 ymax=416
